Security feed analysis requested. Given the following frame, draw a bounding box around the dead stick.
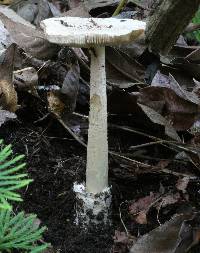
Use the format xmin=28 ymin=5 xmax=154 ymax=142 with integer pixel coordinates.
xmin=56 ymin=116 xmax=152 ymax=168
xmin=112 ymin=0 xmax=128 ymax=16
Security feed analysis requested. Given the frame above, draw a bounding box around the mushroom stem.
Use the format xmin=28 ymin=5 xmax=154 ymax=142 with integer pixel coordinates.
xmin=86 ymin=46 xmax=108 ymax=194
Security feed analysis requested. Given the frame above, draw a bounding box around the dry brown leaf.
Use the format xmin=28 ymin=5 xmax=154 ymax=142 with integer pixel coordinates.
xmin=0 ymin=6 xmax=58 ymax=59
xmin=0 ymin=44 xmax=17 ymax=112
xmin=84 ymin=0 xmax=119 ymax=11
xmin=0 ymin=80 xmax=17 ymax=112
xmin=138 ymin=103 xmax=180 ymax=141
xmin=48 ymin=63 xmax=80 ymax=117
xmin=152 ymin=72 xmax=200 ymax=104
xmin=129 ymin=193 xmax=159 ymax=214
xmin=68 ymin=0 xmax=82 ymax=9
xmin=113 ymin=230 xmax=134 ymax=253
xmin=134 ymin=211 xmax=147 ymax=224
xmin=62 ymin=3 xmax=90 ymax=18
xmin=106 ymin=47 xmax=145 ymax=84
xmin=130 ymin=213 xmax=200 ymax=253
xmin=14 ymin=67 xmax=38 ymax=90
xmin=161 ymin=44 xmax=200 ymax=82
xmin=138 ymin=86 xmax=200 ymax=131
xmin=185 ymin=47 xmax=200 ymax=62
xmin=47 ymin=91 xmax=65 ymax=117
xmin=0 ymin=0 xmax=13 ymax=5
xmin=158 ymin=193 xmax=181 ymax=208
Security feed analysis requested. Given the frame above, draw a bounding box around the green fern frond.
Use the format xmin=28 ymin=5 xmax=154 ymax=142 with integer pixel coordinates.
xmin=0 ymin=141 xmax=32 ymax=210
xmin=0 ymin=209 xmax=49 ymax=252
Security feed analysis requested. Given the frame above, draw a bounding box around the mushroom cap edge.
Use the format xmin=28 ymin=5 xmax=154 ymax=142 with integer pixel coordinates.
xmin=41 ymin=17 xmax=146 ymax=47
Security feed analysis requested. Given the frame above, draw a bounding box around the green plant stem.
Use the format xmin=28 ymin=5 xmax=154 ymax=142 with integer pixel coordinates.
xmin=112 ymin=0 xmax=128 ymax=16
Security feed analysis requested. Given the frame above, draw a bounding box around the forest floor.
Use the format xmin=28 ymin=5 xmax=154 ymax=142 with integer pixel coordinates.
xmin=1 ymin=104 xmax=200 ymax=253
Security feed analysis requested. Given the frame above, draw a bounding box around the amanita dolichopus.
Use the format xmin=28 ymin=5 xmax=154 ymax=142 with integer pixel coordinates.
xmin=41 ymin=17 xmax=146 ymax=225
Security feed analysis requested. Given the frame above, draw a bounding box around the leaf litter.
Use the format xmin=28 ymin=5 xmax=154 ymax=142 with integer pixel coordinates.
xmin=1 ymin=0 xmax=200 ymax=253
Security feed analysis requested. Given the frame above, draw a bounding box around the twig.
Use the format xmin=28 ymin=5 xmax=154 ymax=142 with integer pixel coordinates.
xmin=156 ymin=201 xmax=162 ymax=226
xmin=112 ymin=0 xmax=128 ymax=16
xmin=129 ymin=140 xmax=165 ymax=150
xmin=33 ymin=113 xmax=51 ymax=124
xmin=119 ymin=201 xmax=129 ymax=236
xmin=109 ymin=151 xmax=152 ymax=168
xmin=56 ymin=116 xmax=153 ymax=168
xmin=109 ymin=124 xmax=199 ymax=155
xmin=161 ymin=169 xmax=196 ymax=179
xmin=110 ymin=123 xmax=173 ymax=143
xmin=57 ymin=115 xmax=198 ymax=176
xmin=57 ymin=117 xmax=87 ymax=148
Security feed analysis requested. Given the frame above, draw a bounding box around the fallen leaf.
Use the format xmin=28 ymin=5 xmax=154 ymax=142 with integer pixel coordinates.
xmin=113 ymin=230 xmax=134 ymax=253
xmin=0 ymin=0 xmax=13 ymax=5
xmin=34 ymin=0 xmax=52 ymax=27
xmin=0 ymin=80 xmax=18 ymax=112
xmin=0 ymin=110 xmax=16 ymax=126
xmin=134 ymin=211 xmax=147 ymax=224
xmin=159 ymin=193 xmax=181 ymax=208
xmin=62 ymin=3 xmax=90 ymax=18
xmin=138 ymin=86 xmax=200 ymax=131
xmin=114 ymin=231 xmax=130 ymax=244
xmin=106 ymin=47 xmax=145 ymax=84
xmin=185 ymin=47 xmax=200 ymax=62
xmin=0 ymin=6 xmax=59 ymax=59
xmin=138 ymin=103 xmax=180 ymax=141
xmin=176 ymin=177 xmax=190 ymax=193
xmin=0 ymin=19 xmax=13 ymax=59
xmin=16 ymin=2 xmax=38 ymax=24
xmin=129 ymin=192 xmax=159 ymax=224
xmin=48 ymin=63 xmax=80 ymax=117
xmin=118 ymin=35 xmax=147 ymax=59
xmin=129 ymin=192 xmax=159 ymax=215
xmin=161 ymin=44 xmax=200 ymax=82
xmin=68 ymin=0 xmax=82 ymax=9
xmin=84 ymin=0 xmax=119 ymax=12
xmin=130 ymin=212 xmax=200 ymax=253
xmin=152 ymin=72 xmax=200 ymax=104
xmin=0 ymin=44 xmax=17 ymax=112
xmin=14 ymin=67 xmax=38 ymax=91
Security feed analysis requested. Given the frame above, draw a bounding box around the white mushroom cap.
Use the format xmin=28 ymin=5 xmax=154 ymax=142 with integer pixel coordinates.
xmin=41 ymin=17 xmax=146 ymax=47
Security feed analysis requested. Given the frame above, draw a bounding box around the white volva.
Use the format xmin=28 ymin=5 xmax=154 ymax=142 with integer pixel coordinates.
xmin=41 ymin=17 xmax=146 ymax=225
xmin=86 ymin=46 xmax=108 ymax=194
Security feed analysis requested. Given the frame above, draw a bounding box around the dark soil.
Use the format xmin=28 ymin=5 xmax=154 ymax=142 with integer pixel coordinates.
xmin=1 ymin=105 xmax=200 ymax=253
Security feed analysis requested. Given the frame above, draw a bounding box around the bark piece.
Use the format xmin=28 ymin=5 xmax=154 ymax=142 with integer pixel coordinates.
xmin=146 ymin=0 xmax=200 ymax=55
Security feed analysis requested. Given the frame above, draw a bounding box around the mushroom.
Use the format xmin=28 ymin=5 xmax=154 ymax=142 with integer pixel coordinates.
xmin=41 ymin=17 xmax=146 ymax=225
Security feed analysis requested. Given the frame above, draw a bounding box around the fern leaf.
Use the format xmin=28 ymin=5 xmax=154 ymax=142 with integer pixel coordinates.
xmin=0 ymin=141 xmax=32 ymax=209
xmin=0 ymin=210 xmax=48 ymax=252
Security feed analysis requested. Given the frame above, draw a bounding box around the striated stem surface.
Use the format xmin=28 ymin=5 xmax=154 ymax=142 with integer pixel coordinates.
xmin=86 ymin=46 xmax=108 ymax=194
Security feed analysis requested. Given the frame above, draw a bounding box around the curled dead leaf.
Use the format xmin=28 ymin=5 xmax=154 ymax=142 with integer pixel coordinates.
xmin=47 ymin=91 xmax=65 ymax=117
xmin=0 ymin=80 xmax=17 ymax=112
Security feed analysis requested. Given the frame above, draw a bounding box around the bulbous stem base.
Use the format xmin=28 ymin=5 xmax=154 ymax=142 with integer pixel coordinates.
xmin=74 ymin=182 xmax=111 ymax=227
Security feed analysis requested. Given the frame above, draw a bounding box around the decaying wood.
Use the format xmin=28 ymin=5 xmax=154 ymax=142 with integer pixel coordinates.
xmin=146 ymin=0 xmax=200 ymax=55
